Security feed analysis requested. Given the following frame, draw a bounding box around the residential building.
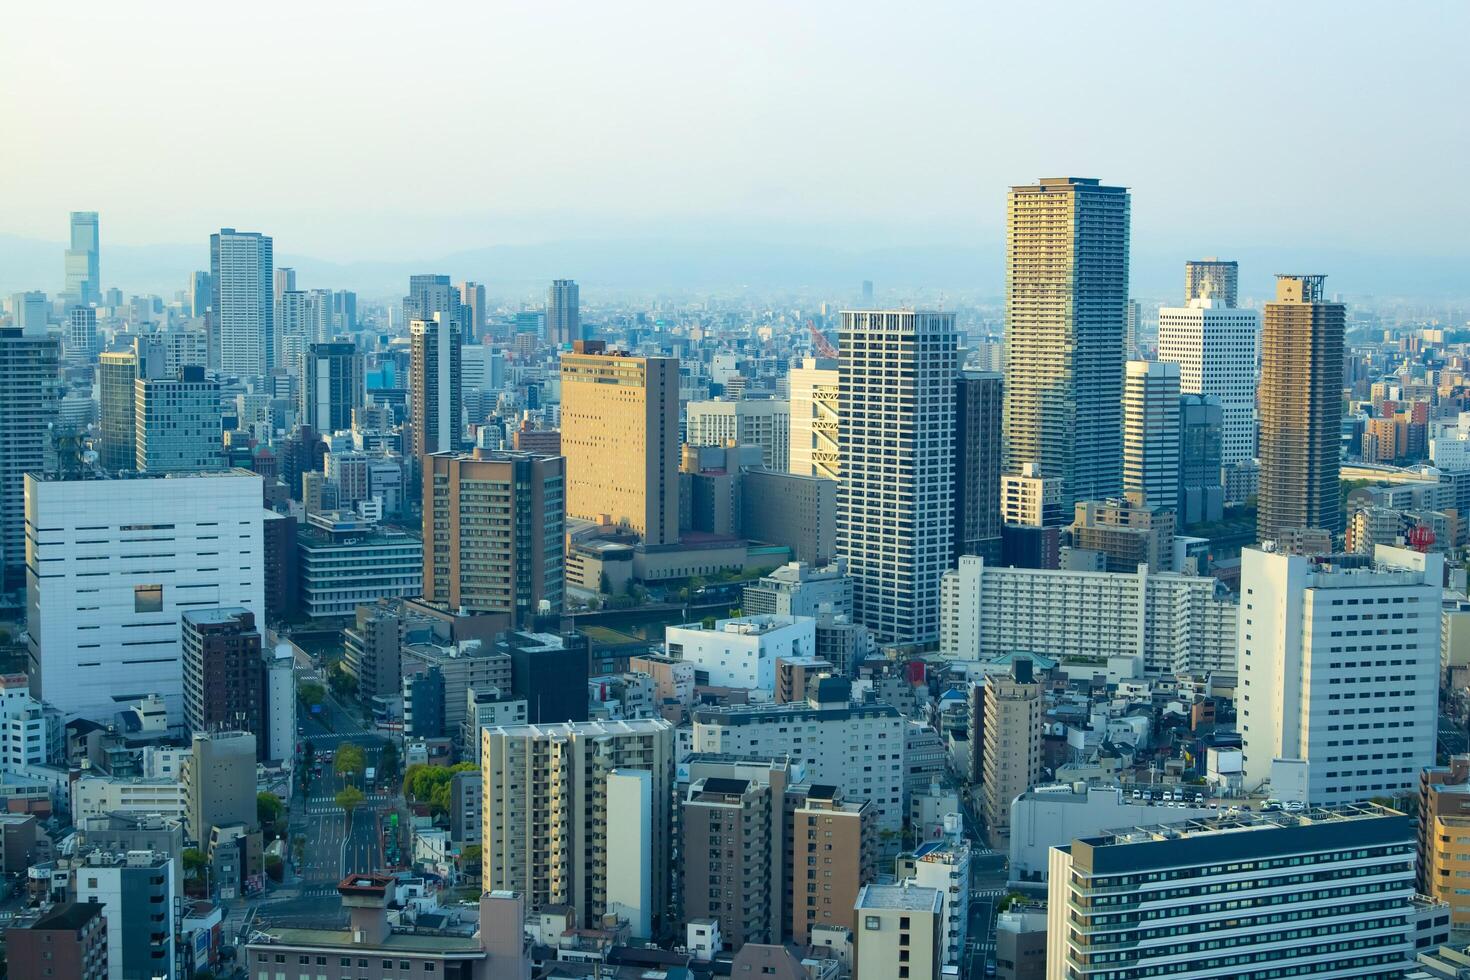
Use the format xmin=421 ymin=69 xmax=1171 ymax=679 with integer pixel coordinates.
xmin=423 ymin=450 xmax=565 ymax=624
xmin=686 ymin=398 xmax=791 ymax=470
xmin=900 ymin=839 xmax=971 ymax=969
xmin=410 ymin=313 xmax=462 ymax=459
xmin=793 ymin=785 xmax=877 ymax=945
xmin=984 ymin=656 xmax=1043 ymax=848
xmin=665 ymin=615 xmax=817 ymax=691
xmin=1418 ymin=756 xmax=1470 ymax=938
xmin=1071 ymin=494 xmax=1176 ymax=573
xmin=742 ymin=560 xmax=853 ymax=619
xmin=853 ymin=882 xmax=942 ymax=980
xmin=4 ymin=901 xmax=108 ymax=980
xmin=0 ymin=328 xmax=59 ymax=587
xmin=681 ymin=774 xmax=781 ymax=948
xmin=65 ymin=305 xmax=99 ymax=359
xmin=837 ymin=310 xmax=958 ymax=645
xmin=74 ymin=849 xmax=178 ymax=980
xmin=954 ymin=371 xmax=1003 ymax=560
xmin=181 ymin=608 xmax=263 ymax=745
xmin=24 ymin=470 xmax=264 ymax=722
xmin=1123 ymin=360 xmax=1181 ymax=512
xmin=296 ymin=511 xmax=422 ymax=618
xmin=461 ymin=690 xmax=528 ymax=765
xmin=1004 ymin=177 xmax=1130 ymax=507
xmin=1238 ymin=545 xmax=1439 ymax=803
xmin=1157 ymin=294 xmax=1260 ymax=465
xmin=402 ymin=639 xmax=513 ymax=749
xmin=995 ymin=904 xmax=1048 ymax=980
xmin=788 ymin=356 xmax=839 ymax=480
xmin=0 ymin=673 xmax=61 ymax=769
xmin=301 ymin=341 xmax=363 ymax=434
xmin=134 ymin=366 xmax=224 ymax=473
xmin=1184 ymin=256 xmax=1239 ymax=307
xmin=560 ymin=341 xmax=680 ymax=545
xmin=1045 ymin=804 xmax=1416 ymax=980
xmin=1257 ymin=275 xmax=1345 ymax=541
xmin=64 ymin=211 xmax=101 ymax=306
xmin=1001 ymin=463 xmax=1063 ymax=527
xmin=210 ymin=228 xmax=273 ymax=376
xmin=741 ymin=469 xmax=837 ymax=565
xmin=547 ymin=278 xmax=580 ymax=347
xmin=481 ymin=719 xmax=675 ymax=932
xmin=459 ymin=281 xmax=486 ymax=341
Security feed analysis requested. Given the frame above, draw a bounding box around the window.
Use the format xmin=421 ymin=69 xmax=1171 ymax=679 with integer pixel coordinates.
xmin=865 ymin=915 xmax=881 ymax=930
xmin=134 ymin=584 xmax=163 ymax=612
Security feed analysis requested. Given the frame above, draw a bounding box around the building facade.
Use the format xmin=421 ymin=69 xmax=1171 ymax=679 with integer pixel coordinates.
xmin=547 ymin=278 xmax=580 ymax=347
xmin=0 ymin=328 xmax=59 ymax=588
xmin=1157 ymin=295 xmax=1260 ymax=466
xmin=181 ymin=608 xmax=263 ymax=742
xmin=955 ymin=371 xmax=1003 ymax=560
xmin=1122 ymin=360 xmax=1181 ymax=512
xmin=301 ymin=341 xmax=364 ymax=434
xmin=788 ymin=357 xmax=839 ymax=480
xmin=410 ymin=314 xmax=463 ymax=459
xmin=134 ymin=366 xmax=224 ymax=473
xmin=210 ymin=228 xmax=273 ymax=376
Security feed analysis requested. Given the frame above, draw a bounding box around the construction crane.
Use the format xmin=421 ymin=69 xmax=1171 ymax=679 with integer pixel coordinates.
xmin=808 ymin=320 xmax=838 ymax=359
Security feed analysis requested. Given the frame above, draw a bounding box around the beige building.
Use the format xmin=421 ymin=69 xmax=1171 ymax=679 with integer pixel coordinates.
xmin=983 ymin=658 xmax=1043 ymax=848
xmin=792 ymin=785 xmax=876 ymax=945
xmin=741 ymin=468 xmax=837 ymax=565
xmin=1070 ymin=493 xmax=1175 ymax=573
xmin=560 ymin=341 xmax=679 ymax=545
xmin=1001 ymin=463 xmax=1062 ymax=527
xmin=681 ymin=774 xmax=781 ymax=948
xmin=422 ymin=450 xmax=565 ymax=625
xmin=686 ymin=397 xmax=791 ymax=471
xmin=1419 ymin=756 xmax=1470 ymax=938
xmin=853 ymin=882 xmax=943 ymax=980
xmin=788 ymin=357 xmax=839 ymax=480
xmin=481 ymin=718 xmax=674 ymax=933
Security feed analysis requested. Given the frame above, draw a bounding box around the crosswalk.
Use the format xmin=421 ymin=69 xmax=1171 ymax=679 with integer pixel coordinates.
xmin=304 ymin=794 xmax=394 ymax=814
xmin=970 ymin=887 xmax=1008 ymax=900
xmin=300 ymin=885 xmax=343 ymax=898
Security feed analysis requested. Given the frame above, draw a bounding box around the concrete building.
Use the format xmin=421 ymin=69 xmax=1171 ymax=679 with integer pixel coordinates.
xmin=1257 ymin=275 xmax=1345 ymax=541
xmin=410 ymin=313 xmax=462 ymax=459
xmin=181 ymin=608 xmax=263 ymax=744
xmin=853 ymin=882 xmax=942 ymax=980
xmin=793 ymin=785 xmax=877 ymax=945
xmin=403 ymin=639 xmax=513 ymax=749
xmin=995 ymin=904 xmax=1048 ymax=980
xmin=481 ymin=718 xmax=674 ymax=933
xmin=1184 ymin=257 xmax=1239 ymax=307
xmin=1418 ymin=756 xmax=1470 ymax=938
xmin=939 ymin=556 xmax=1235 ymax=677
xmin=1004 ymin=177 xmax=1130 ymax=508
xmin=547 ymin=278 xmax=579 ymax=346
xmin=984 ymin=656 xmax=1043 ymax=848
xmin=65 ymin=305 xmax=99 ymax=359
xmin=184 ymin=730 xmax=256 ymax=841
xmin=1123 ymin=360 xmax=1181 ymax=512
xmin=742 ymin=560 xmax=853 ymax=619
xmin=98 ymin=337 xmax=164 ymax=472
xmin=1157 ymin=294 xmax=1259 ymax=466
xmin=296 ymin=511 xmax=423 ymax=618
xmin=1238 ymin=544 xmax=1440 ymax=803
xmin=74 ymin=848 xmax=178 ymax=980
xmin=900 ymin=839 xmax=971 ymax=969
xmin=500 ymin=630 xmax=589 ymax=726
xmin=4 ymin=901 xmax=108 ymax=980
xmin=134 ymin=366 xmax=224 ymax=473
xmin=301 ymin=341 xmax=363 ymax=434
xmin=666 ymin=615 xmax=816 ymax=691
xmin=561 ymin=341 xmax=680 ymax=545
xmin=1001 ymin=463 xmax=1063 ymax=528
xmin=210 ymin=227 xmax=273 ymax=376
xmin=1071 ymin=493 xmax=1175 ymax=573
xmin=837 ymin=310 xmax=958 ymax=645
xmin=0 ymin=673 xmax=61 ymax=769
xmin=0 ymin=327 xmax=59 ymax=587
xmin=65 ymin=211 xmax=101 ymax=306
xmin=692 ymin=680 xmax=904 ymax=833
xmin=788 ymin=357 xmax=839 ymax=480
xmin=686 ymin=398 xmax=791 ymax=470
xmin=423 ymin=450 xmax=565 ymax=624
xmin=404 ymin=274 xmax=465 ymax=335
xmin=461 ymin=689 xmax=528 ymax=765
xmin=72 ymin=775 xmax=190 ymax=823
xmin=740 ymin=469 xmax=836 ymax=565
xmin=1045 ymin=804 xmax=1416 ymax=980
xmin=682 ymin=773 xmax=783 ymax=948
xmin=955 ymin=371 xmax=1004 ymax=560
xmin=24 ymin=470 xmax=265 ymax=722
xmin=1178 ymin=394 xmax=1225 ymax=525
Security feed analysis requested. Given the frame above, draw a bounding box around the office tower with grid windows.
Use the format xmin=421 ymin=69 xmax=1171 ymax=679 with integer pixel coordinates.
xmin=1157 ymin=290 xmax=1260 ymax=467
xmin=547 ymin=279 xmax=580 ymax=347
xmin=410 ymin=313 xmax=462 ymax=459
xmin=1185 ymin=256 xmax=1239 ymax=306
xmin=0 ymin=328 xmax=59 ymax=588
xmin=300 ymin=341 xmax=363 ymax=434
xmin=65 ymin=211 xmax=100 ymax=306
xmin=1003 ymin=177 xmax=1130 ymax=508
xmin=836 ymin=310 xmax=957 ymax=645
xmin=1123 ymin=360 xmax=1181 ymax=512
xmin=954 ymin=371 xmax=1003 ymax=561
xmin=209 ymin=228 xmax=273 ymax=376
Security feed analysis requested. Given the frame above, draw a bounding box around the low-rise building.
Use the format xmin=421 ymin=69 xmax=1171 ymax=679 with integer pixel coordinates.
xmin=666 ymin=615 xmax=817 ymax=692
xmin=854 ymin=882 xmax=942 ymax=980
xmin=297 ymin=510 xmax=423 ymax=618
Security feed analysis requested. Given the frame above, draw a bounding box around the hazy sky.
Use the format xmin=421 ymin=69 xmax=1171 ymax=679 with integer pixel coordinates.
xmin=4 ymin=1 xmax=1468 ymax=267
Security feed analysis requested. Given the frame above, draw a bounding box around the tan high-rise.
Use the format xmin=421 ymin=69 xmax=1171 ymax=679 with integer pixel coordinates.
xmin=560 ymin=341 xmax=679 ymax=545
xmin=983 ymin=658 xmax=1043 ymax=849
xmin=1257 ymin=275 xmax=1343 ymax=542
xmin=790 ymin=786 xmax=875 ymax=944
xmin=422 ymin=450 xmax=565 ymax=626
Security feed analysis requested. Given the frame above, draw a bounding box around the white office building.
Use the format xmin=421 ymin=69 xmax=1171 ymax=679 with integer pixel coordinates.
xmin=685 ymin=398 xmax=791 ymax=471
xmin=1157 ymin=296 xmax=1260 ymax=465
xmin=837 ymin=310 xmax=958 ymax=645
xmin=1238 ymin=544 xmax=1439 ymax=803
xmin=665 ymin=615 xmax=816 ymax=691
xmin=940 ymin=556 xmax=1236 ymax=677
xmin=1123 ymin=360 xmax=1181 ymax=512
xmin=24 ymin=470 xmax=265 ymax=723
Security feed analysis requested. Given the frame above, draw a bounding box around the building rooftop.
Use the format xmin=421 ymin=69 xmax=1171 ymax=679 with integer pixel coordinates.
xmin=252 ymin=927 xmax=484 ymax=956
xmin=854 ymin=882 xmax=943 ymax=913
xmin=14 ymin=901 xmax=105 ymax=932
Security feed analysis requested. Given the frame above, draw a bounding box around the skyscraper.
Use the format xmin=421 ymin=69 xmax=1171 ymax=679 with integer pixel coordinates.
xmin=135 ymin=366 xmax=224 ymax=473
xmin=186 ymin=271 xmax=212 ymax=317
xmin=64 ymin=211 xmax=100 ymax=306
xmin=459 ymin=281 xmax=486 ymax=342
xmin=560 ymin=340 xmax=679 ymax=545
xmin=1178 ymin=394 xmax=1225 ymax=526
xmin=209 ymin=228 xmax=273 ymax=377
xmin=409 ymin=314 xmax=462 ymax=459
xmin=423 ymin=450 xmax=566 ymax=624
xmin=1184 ymin=257 xmax=1239 ymax=306
xmin=547 ymin=279 xmax=579 ymax=347
xmin=954 ymin=371 xmax=1003 ymax=560
xmin=0 ymin=328 xmax=59 ymax=588
xmin=1157 ymin=293 xmax=1260 ymax=465
xmin=787 ymin=357 xmax=839 ymax=479
xmin=403 ymin=274 xmax=463 ymax=332
xmin=98 ymin=337 xmax=164 ymax=472
xmin=64 ymin=306 xmax=98 ymax=360
xmin=1122 ymin=360 xmax=1181 ymax=512
xmin=1257 ymin=274 xmax=1344 ymax=541
xmin=837 ymin=310 xmax=958 ymax=645
xmin=300 ymin=341 xmax=363 ymax=434
xmin=1003 ymin=177 xmax=1130 ymax=508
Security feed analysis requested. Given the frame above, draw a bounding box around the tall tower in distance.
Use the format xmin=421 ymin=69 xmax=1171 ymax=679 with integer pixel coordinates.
xmin=1123 ymin=360 xmax=1181 ymax=512
xmin=210 ymin=228 xmax=274 ymax=377
xmin=403 ymin=274 xmax=463 ymax=334
xmin=410 ymin=314 xmax=462 ymax=460
xmin=837 ymin=309 xmax=958 ymax=645
xmin=64 ymin=211 xmax=100 ymax=307
xmin=458 ymin=281 xmax=486 ymax=343
xmin=547 ymin=279 xmax=580 ymax=347
xmin=1257 ymin=274 xmax=1344 ymax=542
xmin=1003 ymin=177 xmax=1130 ymax=508
xmin=1185 ymin=257 xmax=1239 ymax=307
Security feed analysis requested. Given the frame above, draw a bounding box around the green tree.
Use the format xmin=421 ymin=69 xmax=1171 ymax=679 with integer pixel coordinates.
xmin=328 ymin=661 xmax=358 ymax=699
xmin=257 ymin=792 xmax=284 ymax=832
xmin=460 ymin=844 xmax=483 ymax=877
xmin=335 ymin=742 xmax=367 ymax=781
xmin=298 ymin=680 xmax=326 ymax=708
xmin=336 ymin=785 xmax=365 ymax=816
xmin=264 ymin=854 xmax=284 ymax=882
xmin=379 ymin=740 xmax=401 ymax=785
xmin=403 ymin=762 xmax=478 ymax=815
xmin=182 ymin=847 xmax=208 ymax=881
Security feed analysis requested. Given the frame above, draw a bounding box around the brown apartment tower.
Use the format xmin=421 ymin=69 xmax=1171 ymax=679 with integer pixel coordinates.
xmin=423 ymin=450 xmax=566 ymax=626
xmin=560 ymin=340 xmax=680 ymax=545
xmin=1257 ymin=275 xmax=1344 ymax=543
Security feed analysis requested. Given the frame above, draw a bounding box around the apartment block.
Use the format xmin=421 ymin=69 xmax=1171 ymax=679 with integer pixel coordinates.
xmin=984 ymin=656 xmax=1043 ymax=848
xmin=792 ymin=785 xmax=877 ymax=945
xmin=686 ymin=397 xmax=791 ymax=471
xmin=853 ymin=882 xmax=942 ymax=980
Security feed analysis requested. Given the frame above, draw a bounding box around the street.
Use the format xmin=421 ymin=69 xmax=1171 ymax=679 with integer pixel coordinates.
xmin=966 ymin=845 xmax=1008 ymax=979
